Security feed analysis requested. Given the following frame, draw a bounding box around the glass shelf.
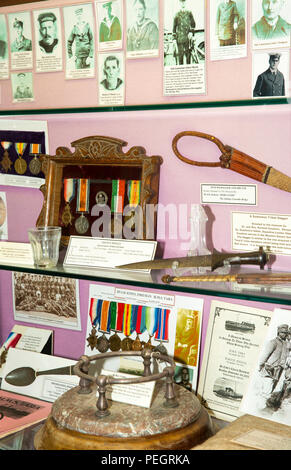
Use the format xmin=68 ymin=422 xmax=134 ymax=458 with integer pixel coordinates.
xmin=0 ymin=97 xmax=289 ymax=116
xmin=1 ymin=259 xmax=291 ymax=306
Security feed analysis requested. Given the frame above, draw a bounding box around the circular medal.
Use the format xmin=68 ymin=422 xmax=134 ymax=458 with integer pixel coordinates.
xmin=75 ymin=214 xmax=89 ymax=234
xmin=132 ymin=334 xmax=142 ymax=351
xmin=109 ymin=332 xmax=121 ymax=351
xmin=86 ymin=326 xmax=98 ymax=351
xmin=14 ymin=157 xmax=27 ymax=175
xmin=1 ymin=152 xmax=13 ymax=172
xmin=29 ymin=156 xmax=41 ymax=175
xmin=62 ymin=203 xmax=74 ymax=227
xmin=97 ymin=333 xmax=110 ymax=353
xmin=121 ymin=337 xmax=133 ymax=351
xmin=95 ymin=191 xmax=108 ymax=206
xmin=0 ymin=196 xmax=7 ymax=227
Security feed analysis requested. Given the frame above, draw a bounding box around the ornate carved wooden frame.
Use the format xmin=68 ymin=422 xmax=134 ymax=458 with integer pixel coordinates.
xmin=37 ymin=135 xmax=163 ymax=245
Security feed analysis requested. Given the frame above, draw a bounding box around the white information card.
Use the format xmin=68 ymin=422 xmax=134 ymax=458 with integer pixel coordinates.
xmin=64 ymin=236 xmax=157 ymax=272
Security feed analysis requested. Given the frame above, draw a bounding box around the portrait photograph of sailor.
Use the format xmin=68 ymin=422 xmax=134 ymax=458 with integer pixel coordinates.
xmin=0 ymin=14 xmax=8 ymax=60
xmin=252 ymin=50 xmax=289 ymax=98
xmin=126 ymin=0 xmax=159 ymax=58
xmin=97 ymin=0 xmax=122 ymax=51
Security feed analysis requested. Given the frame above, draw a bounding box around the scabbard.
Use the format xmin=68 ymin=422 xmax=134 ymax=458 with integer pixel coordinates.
xmin=225 ymin=146 xmax=291 ymax=193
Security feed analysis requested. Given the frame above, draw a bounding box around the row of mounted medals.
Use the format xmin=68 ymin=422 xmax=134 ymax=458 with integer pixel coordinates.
xmin=1 ymin=142 xmax=42 ymax=175
xmin=61 ymin=178 xmax=141 ymax=235
xmin=87 ymin=300 xmax=170 ymax=356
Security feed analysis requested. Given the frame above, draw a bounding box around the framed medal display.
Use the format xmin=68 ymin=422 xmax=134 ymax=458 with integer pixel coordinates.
xmin=37 ymin=135 xmax=163 ymax=245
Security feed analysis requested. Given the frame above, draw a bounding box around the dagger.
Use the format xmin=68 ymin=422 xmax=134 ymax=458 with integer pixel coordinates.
xmin=118 ymin=247 xmax=269 ymax=271
xmin=172 ymin=131 xmax=291 ymax=195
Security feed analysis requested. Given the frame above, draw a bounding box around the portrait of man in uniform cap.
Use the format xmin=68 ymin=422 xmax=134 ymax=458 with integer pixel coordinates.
xmin=37 ymin=11 xmax=59 ymax=53
xmin=13 ymin=72 xmax=33 ymax=99
xmin=67 ymin=6 xmax=94 ymax=69
xmin=11 ymin=17 xmax=32 ymax=52
xmin=252 ymin=0 xmax=290 ymax=41
xmin=99 ymin=1 xmax=122 ymax=43
xmin=253 ymin=52 xmax=285 ymax=97
xmin=172 ymin=0 xmax=196 ymax=64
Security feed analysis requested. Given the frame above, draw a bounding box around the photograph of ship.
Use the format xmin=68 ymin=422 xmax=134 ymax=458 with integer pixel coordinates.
xmin=213 ymin=377 xmax=243 ymax=401
xmin=225 ymin=320 xmax=255 ymax=333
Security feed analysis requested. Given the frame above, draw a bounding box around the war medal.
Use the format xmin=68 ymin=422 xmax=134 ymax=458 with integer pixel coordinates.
xmin=0 ymin=142 xmax=13 ymax=172
xmin=153 ymin=308 xmax=170 ymax=356
xmin=108 ymin=301 xmax=123 ymax=352
xmin=62 ymin=178 xmax=76 ymax=227
xmin=111 ymin=179 xmax=125 ymax=237
xmin=132 ymin=305 xmax=146 ymax=351
xmin=96 ymin=300 xmax=111 ymax=353
xmin=144 ymin=306 xmax=159 ymax=350
xmin=14 ymin=142 xmax=27 ymax=174
xmin=121 ymin=303 xmax=133 ymax=351
xmin=86 ymin=298 xmax=102 ymax=351
xmin=75 ymin=178 xmax=90 ymax=234
xmin=29 ymin=143 xmax=42 ymax=175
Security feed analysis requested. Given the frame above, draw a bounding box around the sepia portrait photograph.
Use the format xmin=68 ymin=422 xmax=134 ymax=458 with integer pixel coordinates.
xmin=33 ymin=7 xmax=63 ymax=72
xmin=0 ymin=14 xmax=8 ymax=61
xmin=8 ymin=11 xmax=33 ymax=70
xmin=252 ymin=0 xmax=291 ymax=49
xmin=98 ymin=51 xmax=125 ymax=105
xmin=240 ymin=308 xmax=291 ymax=427
xmin=11 ymin=71 xmax=34 ymax=103
xmin=12 ymin=272 xmax=81 ymax=330
xmin=63 ymin=3 xmax=95 ymax=79
xmin=209 ymin=0 xmax=247 ymax=61
xmin=126 ymin=0 xmax=159 ymax=58
xmin=252 ymin=50 xmax=289 ymax=99
xmin=96 ymin=0 xmax=123 ymax=51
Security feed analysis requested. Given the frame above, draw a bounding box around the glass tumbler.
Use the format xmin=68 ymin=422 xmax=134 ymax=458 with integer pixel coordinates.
xmin=28 ymin=226 xmax=61 ymax=268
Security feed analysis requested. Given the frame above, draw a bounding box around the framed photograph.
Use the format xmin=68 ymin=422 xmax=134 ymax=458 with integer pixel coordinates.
xmin=96 ymin=0 xmax=123 ymax=51
xmin=33 ymin=7 xmax=63 ymax=72
xmin=252 ymin=50 xmax=289 ymax=99
xmin=11 ymin=71 xmax=34 ymax=103
xmin=252 ymin=0 xmax=291 ymax=49
xmin=8 ymin=11 xmax=33 ymax=70
xmin=126 ymin=0 xmax=159 ymax=58
xmin=37 ymin=135 xmax=162 ymax=245
xmin=98 ymin=51 xmax=125 ymax=105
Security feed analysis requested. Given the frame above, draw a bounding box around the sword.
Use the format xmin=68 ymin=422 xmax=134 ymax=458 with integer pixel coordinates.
xmin=118 ymin=247 xmax=268 ymax=271
xmin=172 ymin=131 xmax=291 ymax=194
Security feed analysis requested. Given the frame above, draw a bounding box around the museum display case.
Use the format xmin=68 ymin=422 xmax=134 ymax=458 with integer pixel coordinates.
xmin=0 ymin=0 xmax=290 ymax=451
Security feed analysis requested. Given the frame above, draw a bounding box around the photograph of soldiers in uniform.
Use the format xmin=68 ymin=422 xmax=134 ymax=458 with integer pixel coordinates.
xmin=98 ymin=51 xmax=124 ymax=105
xmin=240 ymin=309 xmax=291 ymax=426
xmin=252 ymin=50 xmax=288 ymax=98
xmin=163 ymin=0 xmax=206 ymax=96
xmin=8 ymin=12 xmax=33 ymax=70
xmin=11 ymin=72 xmax=34 ymax=103
xmin=126 ymin=0 xmax=159 ymax=58
xmin=0 ymin=14 xmax=8 ymax=60
xmin=13 ymin=273 xmax=80 ymax=330
xmin=96 ymin=0 xmax=122 ymax=51
xmin=63 ymin=3 xmax=95 ymax=79
xmin=252 ymin=0 xmax=291 ymax=49
xmin=210 ymin=0 xmax=246 ymax=60
xmin=33 ymin=8 xmax=63 ymax=73
xmin=0 ymin=14 xmax=8 ymax=80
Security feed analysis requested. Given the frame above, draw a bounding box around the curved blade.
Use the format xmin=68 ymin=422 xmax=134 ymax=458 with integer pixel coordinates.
xmin=118 ymin=254 xmax=213 ymax=270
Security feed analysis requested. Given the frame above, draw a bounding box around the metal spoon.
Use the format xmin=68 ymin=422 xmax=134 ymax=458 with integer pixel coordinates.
xmin=5 ymin=365 xmax=75 ymax=387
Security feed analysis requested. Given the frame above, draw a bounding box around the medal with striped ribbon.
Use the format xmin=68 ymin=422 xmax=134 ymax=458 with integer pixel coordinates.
xmin=154 ymin=308 xmax=171 ymax=356
xmin=0 ymin=141 xmax=13 ymax=172
xmin=86 ymin=298 xmax=102 ymax=350
xmin=75 ymin=178 xmax=90 ymax=234
xmin=144 ymin=306 xmax=159 ymax=350
xmin=29 ymin=143 xmax=42 ymax=175
xmin=14 ymin=142 xmax=27 ymax=174
xmin=97 ymin=300 xmax=111 ymax=353
xmin=62 ymin=178 xmax=76 ymax=227
xmin=109 ymin=301 xmax=123 ymax=351
xmin=121 ymin=304 xmax=134 ymax=351
xmin=132 ymin=305 xmax=146 ymax=351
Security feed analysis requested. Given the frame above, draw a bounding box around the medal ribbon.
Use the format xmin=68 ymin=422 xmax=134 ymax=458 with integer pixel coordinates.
xmin=64 ymin=178 xmax=76 ymax=204
xmin=135 ymin=305 xmax=147 ymax=335
xmin=76 ymin=178 xmax=90 ymax=213
xmin=109 ymin=301 xmax=117 ymax=330
xmin=130 ymin=305 xmax=139 ymax=333
xmin=154 ymin=308 xmax=170 ymax=342
xmin=127 ymin=180 xmax=141 ymax=207
xmin=1 ymin=141 xmax=11 ymax=150
xmin=123 ymin=304 xmax=133 ymax=336
xmin=99 ymin=300 xmax=111 ymax=333
xmin=111 ymin=179 xmax=125 ymax=213
xmin=116 ymin=302 xmax=125 ymax=332
xmin=145 ymin=307 xmax=159 ymax=337
xmin=30 ymin=143 xmax=41 ymax=154
xmin=15 ymin=142 xmax=27 ymax=156
xmin=3 ymin=332 xmax=22 ymax=350
xmin=89 ymin=298 xmax=102 ymax=327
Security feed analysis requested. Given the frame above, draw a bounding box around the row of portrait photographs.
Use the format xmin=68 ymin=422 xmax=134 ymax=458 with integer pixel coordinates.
xmin=209 ymin=0 xmax=290 ymax=61
xmin=0 ymin=0 xmax=160 ymax=77
xmin=9 ymin=51 xmax=125 ymax=105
